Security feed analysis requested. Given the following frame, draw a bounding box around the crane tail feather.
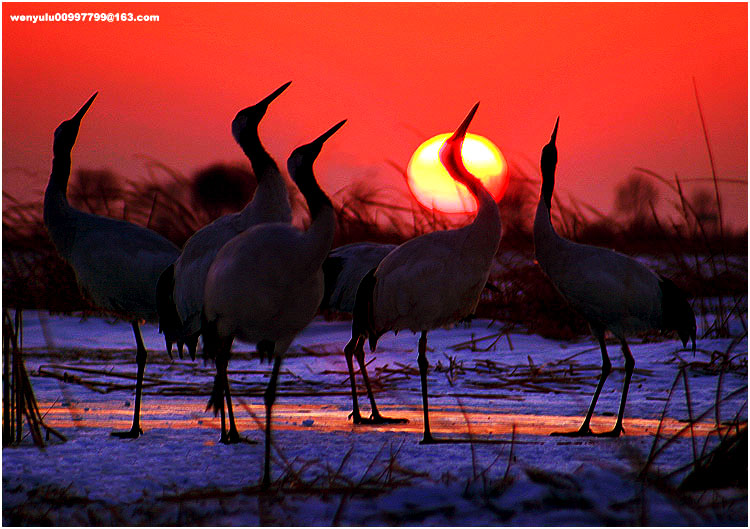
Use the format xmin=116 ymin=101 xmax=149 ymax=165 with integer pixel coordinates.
xmin=350 ymin=267 xmax=379 ymax=350
xmin=156 ymin=264 xmax=183 ymax=356
xmin=321 ymin=255 xmax=345 ymax=311
xmin=658 ymin=276 xmax=696 ymax=350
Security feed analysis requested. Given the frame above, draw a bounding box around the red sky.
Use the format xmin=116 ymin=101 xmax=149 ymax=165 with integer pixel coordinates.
xmin=3 ymin=2 xmax=747 ymax=228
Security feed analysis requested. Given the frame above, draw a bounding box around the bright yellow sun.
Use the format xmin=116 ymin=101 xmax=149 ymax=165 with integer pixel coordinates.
xmin=406 ymin=133 xmax=508 ymax=213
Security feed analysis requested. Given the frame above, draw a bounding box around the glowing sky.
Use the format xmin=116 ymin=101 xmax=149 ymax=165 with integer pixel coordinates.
xmin=2 ymin=2 xmax=747 ymax=228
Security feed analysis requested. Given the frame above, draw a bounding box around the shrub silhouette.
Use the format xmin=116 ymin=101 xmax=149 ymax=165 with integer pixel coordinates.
xmin=190 ymin=164 xmax=256 ymax=222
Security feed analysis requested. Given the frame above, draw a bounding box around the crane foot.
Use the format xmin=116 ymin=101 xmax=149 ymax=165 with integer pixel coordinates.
xmin=550 ymin=426 xmax=594 ymax=437
xmin=355 ymin=413 xmax=409 ymax=425
xmin=350 ymin=410 xmax=409 ymax=425
xmin=111 ymin=426 xmax=143 ymax=439
xmin=419 ymin=432 xmax=437 ymax=444
xmin=219 ymin=430 xmax=257 ymax=445
xmin=370 ymin=414 xmax=409 ymax=424
xmin=594 ymin=425 xmax=624 ymax=437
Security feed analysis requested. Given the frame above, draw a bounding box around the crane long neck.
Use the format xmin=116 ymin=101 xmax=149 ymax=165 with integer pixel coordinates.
xmin=464 ymin=171 xmax=497 ymax=217
xmin=44 ymin=150 xmax=75 ymax=229
xmin=534 ymin=195 xmax=559 ymax=245
xmin=47 ymin=153 xmax=72 ymax=200
xmin=240 ymin=127 xmax=280 ymax=184
xmin=534 ymin=160 xmax=564 ymax=262
xmin=237 ymin=126 xmax=291 ymax=224
xmin=541 ymin=170 xmax=554 ymax=213
xmin=466 ymin=173 xmax=502 ymax=262
xmin=296 ymin=165 xmax=335 ymax=269
xmin=535 ymin=169 xmax=556 ymax=233
xmin=295 ymin=165 xmax=333 ymax=221
xmin=445 ymin=149 xmax=501 ymax=240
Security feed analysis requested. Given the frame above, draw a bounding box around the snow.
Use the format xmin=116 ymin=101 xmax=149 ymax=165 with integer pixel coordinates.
xmin=3 ymin=311 xmax=747 ymax=525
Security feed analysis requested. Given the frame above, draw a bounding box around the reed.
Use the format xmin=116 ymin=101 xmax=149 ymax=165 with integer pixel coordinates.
xmin=3 ymin=115 xmax=746 ymax=342
xmin=1 ymin=308 xmax=66 ymax=447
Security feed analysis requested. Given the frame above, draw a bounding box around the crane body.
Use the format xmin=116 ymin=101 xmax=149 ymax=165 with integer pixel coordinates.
xmin=159 ymin=82 xmax=293 ymax=357
xmin=345 ymin=103 xmax=502 ymax=439
xmin=44 ymin=93 xmax=180 ymax=438
xmin=533 ymin=119 xmax=696 ymax=437
xmin=202 ymin=120 xmax=344 ymax=487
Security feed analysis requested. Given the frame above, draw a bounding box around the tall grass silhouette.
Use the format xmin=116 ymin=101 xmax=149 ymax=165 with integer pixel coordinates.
xmin=3 ymin=108 xmax=746 ymax=341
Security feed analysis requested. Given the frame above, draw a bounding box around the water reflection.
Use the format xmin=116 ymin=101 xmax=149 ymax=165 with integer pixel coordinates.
xmin=38 ymin=399 xmax=720 ymax=437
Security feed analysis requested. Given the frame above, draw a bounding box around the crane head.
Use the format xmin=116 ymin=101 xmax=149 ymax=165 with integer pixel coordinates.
xmin=541 ymin=117 xmax=559 ymax=168
xmin=540 ymin=117 xmax=559 ymax=210
xmin=287 ymin=119 xmax=346 ymax=185
xmin=439 ymin=102 xmax=480 ymax=187
xmin=232 ymin=81 xmax=291 ymax=144
xmin=53 ymin=92 xmax=97 ymax=157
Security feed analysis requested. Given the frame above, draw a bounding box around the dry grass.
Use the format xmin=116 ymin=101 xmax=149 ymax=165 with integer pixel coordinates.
xmin=623 ymin=347 xmax=749 ymax=523
xmin=3 ymin=110 xmax=747 ymax=341
xmin=2 ymin=308 xmax=66 ymax=447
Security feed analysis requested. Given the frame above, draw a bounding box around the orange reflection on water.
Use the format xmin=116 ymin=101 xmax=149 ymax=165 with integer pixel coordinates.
xmin=37 ymin=399 xmax=720 ymax=438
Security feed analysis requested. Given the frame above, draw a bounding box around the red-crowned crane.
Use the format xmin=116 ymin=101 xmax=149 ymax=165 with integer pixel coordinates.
xmin=202 ymin=120 xmax=344 ymax=487
xmin=324 ymin=241 xmax=503 ymax=424
xmin=534 ymin=118 xmax=696 ymax=437
xmin=344 ymin=103 xmax=502 ymax=440
xmin=157 ymin=82 xmax=293 ymax=359
xmin=323 ymin=242 xmax=501 ymax=424
xmin=44 ymin=93 xmax=180 ymax=438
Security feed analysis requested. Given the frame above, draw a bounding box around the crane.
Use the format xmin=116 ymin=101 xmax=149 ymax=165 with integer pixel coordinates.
xmin=533 ymin=118 xmax=696 ymax=437
xmin=202 ymin=119 xmax=344 ymax=487
xmin=324 ymin=242 xmax=502 ymax=424
xmin=44 ymin=93 xmax=180 ymax=438
xmin=344 ymin=103 xmax=502 ymax=441
xmin=158 ymin=82 xmax=293 ymax=359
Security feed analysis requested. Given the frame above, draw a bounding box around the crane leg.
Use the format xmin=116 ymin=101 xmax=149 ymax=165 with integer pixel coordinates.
xmin=217 ymin=340 xmax=241 ymax=444
xmin=552 ymin=329 xmax=611 ymax=437
xmin=223 ymin=374 xmax=240 ymax=444
xmin=185 ymin=332 xmax=200 ymax=361
xmin=165 ymin=338 xmax=174 ymax=360
xmin=344 ymin=336 xmax=365 ymax=423
xmin=595 ymin=339 xmax=633 ymax=437
xmin=112 ymin=321 xmax=147 ymax=438
xmin=203 ymin=320 xmax=226 ymax=442
xmin=212 ymin=355 xmax=229 ymax=443
xmin=417 ymin=332 xmax=436 ymax=444
xmin=261 ymin=355 xmax=283 ymax=489
xmin=355 ymin=343 xmax=408 ymax=424
xmin=218 ymin=387 xmax=227 ymax=441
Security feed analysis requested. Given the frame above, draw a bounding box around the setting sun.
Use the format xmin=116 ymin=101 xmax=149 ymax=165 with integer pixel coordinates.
xmin=407 ymin=133 xmax=509 ymax=213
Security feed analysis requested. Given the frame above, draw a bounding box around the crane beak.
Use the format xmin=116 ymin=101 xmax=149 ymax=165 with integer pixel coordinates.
xmin=440 ymin=102 xmax=479 ymax=169
xmin=449 ymin=102 xmax=480 ymax=143
xmin=258 ymin=81 xmax=292 ymax=108
xmin=550 ymin=117 xmax=559 ymax=144
xmin=72 ymin=92 xmax=98 ymax=124
xmin=312 ymin=119 xmax=347 ymax=147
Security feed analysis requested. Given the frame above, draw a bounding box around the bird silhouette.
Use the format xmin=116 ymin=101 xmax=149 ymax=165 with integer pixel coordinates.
xmin=158 ymin=82 xmax=293 ymax=359
xmin=44 ymin=93 xmax=180 ymax=438
xmin=202 ymin=120 xmax=343 ymax=487
xmin=533 ymin=118 xmax=696 ymax=437
xmin=345 ymin=103 xmax=502 ymax=440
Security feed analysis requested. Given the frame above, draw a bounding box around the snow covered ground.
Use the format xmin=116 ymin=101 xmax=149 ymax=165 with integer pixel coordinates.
xmin=3 ymin=311 xmax=747 ymax=525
